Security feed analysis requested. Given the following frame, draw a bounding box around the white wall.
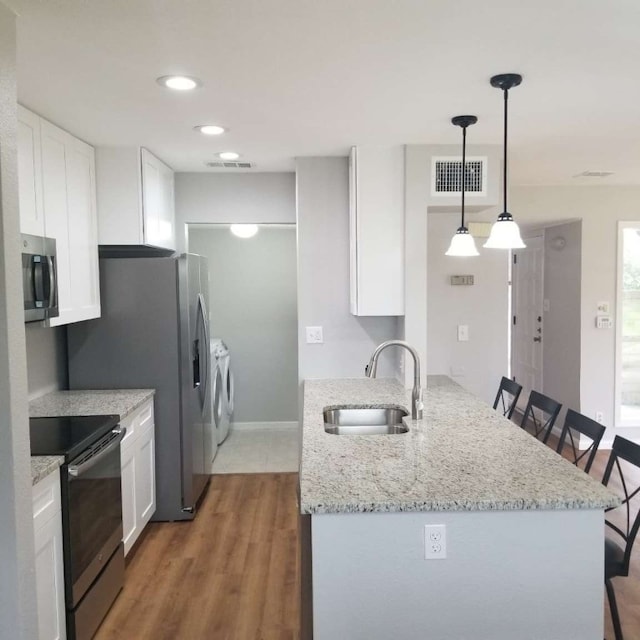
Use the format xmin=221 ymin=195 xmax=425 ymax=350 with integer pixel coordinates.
xmin=188 ymin=225 xmax=298 ymax=423
xmin=0 ymin=4 xmax=38 ymax=636
xmin=512 ymin=185 xmax=640 ymax=443
xmin=543 ymin=221 xmax=581 ymax=423
xmin=296 ymin=157 xmax=400 ymax=383
xmin=175 ymin=172 xmax=296 ymax=251
xmin=25 ymin=325 xmax=67 ymax=400
xmin=426 ymin=212 xmax=509 ymax=404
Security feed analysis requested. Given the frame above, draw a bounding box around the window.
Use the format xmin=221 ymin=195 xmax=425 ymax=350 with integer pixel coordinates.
xmin=616 ymin=222 xmax=640 ymax=427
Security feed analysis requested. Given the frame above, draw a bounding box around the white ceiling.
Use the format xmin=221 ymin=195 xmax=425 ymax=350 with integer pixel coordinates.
xmin=6 ymin=0 xmax=640 ymax=184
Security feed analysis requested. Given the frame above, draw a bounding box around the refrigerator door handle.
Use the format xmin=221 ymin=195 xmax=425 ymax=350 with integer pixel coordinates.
xmin=196 ymin=293 xmax=209 ymax=411
xmin=192 ymin=338 xmax=200 ymax=388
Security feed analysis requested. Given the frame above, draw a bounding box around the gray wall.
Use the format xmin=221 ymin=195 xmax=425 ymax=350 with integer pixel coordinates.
xmin=25 ymin=325 xmax=67 ymax=399
xmin=175 ymin=172 xmax=296 ymax=251
xmin=512 ymin=186 xmax=640 ymax=443
xmin=312 ymin=509 xmax=603 ymax=639
xmin=188 ymin=225 xmax=298 ymax=423
xmin=543 ymin=221 xmax=582 ymax=422
xmin=426 ymin=212 xmax=509 ymax=404
xmin=296 ymin=157 xmax=400 ymax=383
xmin=0 ymin=4 xmax=38 ymax=636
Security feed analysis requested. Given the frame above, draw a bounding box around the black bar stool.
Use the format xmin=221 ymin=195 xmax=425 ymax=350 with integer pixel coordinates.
xmin=492 ymin=377 xmax=523 ymax=420
xmin=555 ymin=409 xmax=605 ymax=474
xmin=603 ymin=436 xmax=640 ymax=640
xmin=519 ymin=390 xmax=561 ymax=444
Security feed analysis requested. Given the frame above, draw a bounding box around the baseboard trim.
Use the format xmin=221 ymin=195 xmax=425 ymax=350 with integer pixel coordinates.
xmin=231 ymin=421 xmax=298 ymax=432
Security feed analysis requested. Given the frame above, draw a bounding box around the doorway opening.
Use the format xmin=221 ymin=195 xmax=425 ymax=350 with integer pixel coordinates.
xmin=511 ymin=221 xmax=582 ymax=422
xmin=187 ymin=223 xmax=299 ymax=473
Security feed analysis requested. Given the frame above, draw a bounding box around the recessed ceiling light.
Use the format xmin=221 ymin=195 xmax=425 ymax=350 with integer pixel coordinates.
xmin=230 ymin=224 xmax=258 ymax=239
xmin=194 ymin=125 xmax=226 ymax=136
xmin=156 ymin=75 xmax=201 ymax=91
xmin=219 ymin=151 xmax=240 ymax=160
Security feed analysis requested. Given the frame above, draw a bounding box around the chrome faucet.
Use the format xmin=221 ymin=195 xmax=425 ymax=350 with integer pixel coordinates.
xmin=365 ymin=340 xmax=424 ymax=420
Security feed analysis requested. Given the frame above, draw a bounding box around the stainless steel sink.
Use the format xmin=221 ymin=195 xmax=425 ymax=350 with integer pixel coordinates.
xmin=323 ymin=407 xmax=409 ymax=435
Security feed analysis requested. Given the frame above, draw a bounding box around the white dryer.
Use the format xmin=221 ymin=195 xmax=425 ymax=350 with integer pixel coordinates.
xmin=211 ymin=338 xmax=233 ymax=444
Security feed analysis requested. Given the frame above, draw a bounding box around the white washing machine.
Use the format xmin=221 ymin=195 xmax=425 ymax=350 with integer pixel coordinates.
xmin=211 ymin=338 xmax=233 ymax=444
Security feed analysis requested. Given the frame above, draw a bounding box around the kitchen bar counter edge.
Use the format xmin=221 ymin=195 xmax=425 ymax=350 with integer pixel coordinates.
xmin=299 ymin=375 xmax=618 ymax=514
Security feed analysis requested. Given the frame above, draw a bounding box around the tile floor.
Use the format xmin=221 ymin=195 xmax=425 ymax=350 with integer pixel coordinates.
xmin=211 ymin=424 xmax=300 ymax=474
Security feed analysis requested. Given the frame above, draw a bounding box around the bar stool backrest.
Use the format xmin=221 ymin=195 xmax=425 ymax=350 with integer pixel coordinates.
xmin=556 ymin=409 xmax=606 ymax=474
xmin=492 ymin=376 xmax=523 ymax=420
xmin=520 ymin=390 xmax=562 ymax=444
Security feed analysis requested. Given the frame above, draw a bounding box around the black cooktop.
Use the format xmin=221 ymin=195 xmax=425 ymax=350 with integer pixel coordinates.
xmin=30 ymin=415 xmax=120 ymax=462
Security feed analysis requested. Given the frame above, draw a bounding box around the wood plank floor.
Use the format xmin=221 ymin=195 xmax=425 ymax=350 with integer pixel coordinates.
xmin=96 ymin=449 xmax=640 ymax=639
xmin=95 ymin=473 xmax=300 ymax=640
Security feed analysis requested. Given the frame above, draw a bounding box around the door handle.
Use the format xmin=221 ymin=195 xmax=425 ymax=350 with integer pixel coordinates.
xmin=533 ymin=336 xmax=542 ymax=343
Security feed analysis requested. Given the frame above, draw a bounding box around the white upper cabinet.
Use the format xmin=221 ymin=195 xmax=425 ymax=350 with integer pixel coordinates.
xmin=96 ymin=147 xmax=175 ymax=251
xmin=39 ymin=117 xmax=100 ymax=326
xmin=18 ymin=106 xmax=100 ymax=326
xmin=349 ymin=146 xmax=405 ymax=316
xmin=17 ymin=106 xmax=45 ymax=236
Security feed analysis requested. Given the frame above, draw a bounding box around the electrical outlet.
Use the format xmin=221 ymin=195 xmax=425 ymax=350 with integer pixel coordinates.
xmin=595 ymin=411 xmax=604 ymax=424
xmin=424 ymin=525 xmax=446 ymax=560
xmin=305 ymin=326 xmax=323 ymax=344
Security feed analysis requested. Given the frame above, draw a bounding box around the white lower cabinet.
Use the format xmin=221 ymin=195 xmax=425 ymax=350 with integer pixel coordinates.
xmin=32 ymin=469 xmax=66 ymax=640
xmin=120 ymin=398 xmax=156 ymax=555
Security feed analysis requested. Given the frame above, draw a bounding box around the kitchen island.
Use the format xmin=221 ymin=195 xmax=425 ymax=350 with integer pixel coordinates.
xmin=299 ymin=376 xmax=618 ymax=640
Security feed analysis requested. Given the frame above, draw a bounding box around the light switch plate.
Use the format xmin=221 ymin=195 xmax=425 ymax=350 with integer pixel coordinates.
xmin=306 ymin=326 xmax=324 ymax=344
xmin=457 ymin=325 xmax=469 ymax=342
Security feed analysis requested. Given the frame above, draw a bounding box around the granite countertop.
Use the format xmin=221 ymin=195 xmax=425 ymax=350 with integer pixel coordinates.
xmin=299 ymin=375 xmax=620 ymax=515
xmin=31 ymin=456 xmax=64 ymax=486
xmin=29 ymin=389 xmax=155 ymax=485
xmin=29 ymin=388 xmax=155 ymax=420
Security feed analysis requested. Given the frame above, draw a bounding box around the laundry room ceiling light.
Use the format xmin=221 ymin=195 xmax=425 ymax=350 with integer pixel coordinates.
xmin=445 ymin=115 xmax=479 ymax=257
xmin=195 ymin=125 xmax=226 ymax=136
xmin=219 ymin=151 xmax=240 ymax=160
xmin=156 ymin=75 xmax=202 ymax=91
xmin=484 ymin=73 xmax=526 ymax=250
xmin=230 ymin=224 xmax=258 ymax=239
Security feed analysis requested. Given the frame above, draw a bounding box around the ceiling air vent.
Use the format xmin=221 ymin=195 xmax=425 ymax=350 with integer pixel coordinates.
xmin=205 ymin=161 xmax=253 ymax=169
xmin=431 ymin=156 xmax=487 ymax=197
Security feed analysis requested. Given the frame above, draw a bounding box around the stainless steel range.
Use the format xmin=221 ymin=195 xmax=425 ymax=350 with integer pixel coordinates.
xmin=30 ymin=415 xmax=126 ymax=640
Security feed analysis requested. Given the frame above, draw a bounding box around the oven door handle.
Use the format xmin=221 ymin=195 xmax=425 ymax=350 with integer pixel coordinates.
xmin=68 ymin=427 xmax=126 ymax=478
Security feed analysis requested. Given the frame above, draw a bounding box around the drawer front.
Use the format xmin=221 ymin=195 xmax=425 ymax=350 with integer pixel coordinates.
xmin=33 ymin=469 xmax=61 ymax=532
xmin=120 ymin=398 xmax=154 ymax=448
xmin=138 ymin=399 xmax=154 ymax=433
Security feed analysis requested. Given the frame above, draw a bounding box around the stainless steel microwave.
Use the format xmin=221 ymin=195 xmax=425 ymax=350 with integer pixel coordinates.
xmin=22 ymin=233 xmax=59 ymax=322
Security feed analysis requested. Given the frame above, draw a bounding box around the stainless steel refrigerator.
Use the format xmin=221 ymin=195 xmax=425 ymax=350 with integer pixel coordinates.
xmin=67 ymin=254 xmax=213 ymax=521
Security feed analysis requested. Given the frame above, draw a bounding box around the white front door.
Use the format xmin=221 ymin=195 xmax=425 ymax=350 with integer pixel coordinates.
xmin=512 ymin=236 xmax=544 ymax=407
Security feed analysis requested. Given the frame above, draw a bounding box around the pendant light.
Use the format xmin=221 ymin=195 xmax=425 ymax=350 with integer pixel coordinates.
xmin=484 ymin=73 xmax=526 ymax=249
xmin=445 ymin=115 xmax=479 ymax=257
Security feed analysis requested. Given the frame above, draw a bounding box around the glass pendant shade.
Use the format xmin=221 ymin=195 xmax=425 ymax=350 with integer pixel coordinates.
xmin=483 ymin=213 xmax=525 ymax=249
xmin=446 ymin=227 xmax=479 ymax=256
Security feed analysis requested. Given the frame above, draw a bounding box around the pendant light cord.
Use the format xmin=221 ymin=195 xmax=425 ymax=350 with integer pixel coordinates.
xmin=461 ymin=124 xmax=466 ymax=229
xmin=503 ymin=88 xmax=508 ymax=214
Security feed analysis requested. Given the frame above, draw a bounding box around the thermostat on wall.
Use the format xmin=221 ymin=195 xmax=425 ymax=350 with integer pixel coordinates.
xmin=450 ymin=275 xmax=474 ymax=286
xmin=595 ymin=315 xmax=613 ymax=329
